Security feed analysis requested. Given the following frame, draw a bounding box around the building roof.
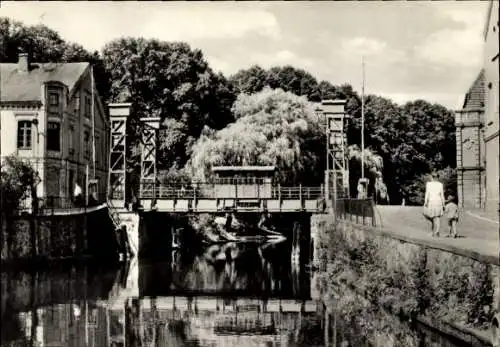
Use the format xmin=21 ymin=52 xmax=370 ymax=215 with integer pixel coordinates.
xmin=462 ymin=69 xmax=485 ymax=110
xmin=211 ymin=166 xmax=276 ymax=172
xmin=0 ymin=62 xmax=89 ymax=103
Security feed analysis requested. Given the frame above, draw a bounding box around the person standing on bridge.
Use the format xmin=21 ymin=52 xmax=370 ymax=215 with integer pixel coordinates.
xmin=424 ymin=172 xmax=445 ymax=237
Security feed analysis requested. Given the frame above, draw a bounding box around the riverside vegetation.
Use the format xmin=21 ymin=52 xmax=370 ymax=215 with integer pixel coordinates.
xmin=312 ymin=216 xmax=497 ymax=346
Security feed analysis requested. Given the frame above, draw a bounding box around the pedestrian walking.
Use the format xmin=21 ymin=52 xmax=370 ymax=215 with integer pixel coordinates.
xmin=423 ymin=172 xmax=445 ymax=237
xmin=444 ymin=195 xmax=459 ymax=238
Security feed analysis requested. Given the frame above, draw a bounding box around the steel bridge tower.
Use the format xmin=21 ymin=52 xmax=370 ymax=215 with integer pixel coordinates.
xmin=108 ymin=103 xmax=131 ymax=208
xmin=139 ymin=117 xmax=161 ymax=201
xmin=321 ymin=99 xmax=350 ymax=204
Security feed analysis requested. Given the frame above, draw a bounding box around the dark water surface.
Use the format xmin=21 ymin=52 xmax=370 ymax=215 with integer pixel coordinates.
xmin=1 ymin=239 xmax=479 ymax=346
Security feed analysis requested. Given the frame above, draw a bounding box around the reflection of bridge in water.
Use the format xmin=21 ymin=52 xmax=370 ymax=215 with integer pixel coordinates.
xmin=105 ymin=296 xmax=319 ymax=313
xmin=110 ymin=297 xmax=322 ymax=347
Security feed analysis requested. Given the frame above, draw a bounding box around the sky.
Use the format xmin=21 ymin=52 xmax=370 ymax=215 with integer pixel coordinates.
xmin=0 ymin=1 xmax=491 ymax=109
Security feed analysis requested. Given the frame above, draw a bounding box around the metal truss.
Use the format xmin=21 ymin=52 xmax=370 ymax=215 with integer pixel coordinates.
xmin=108 ymin=103 xmax=131 ymax=206
xmin=140 ymin=117 xmax=161 ymax=199
xmin=323 ymin=100 xmax=350 ymax=201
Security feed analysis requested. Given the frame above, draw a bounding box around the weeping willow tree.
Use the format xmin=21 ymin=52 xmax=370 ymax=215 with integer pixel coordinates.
xmin=347 ymin=145 xmax=389 ymax=203
xmin=187 ymin=87 xmax=325 ymax=186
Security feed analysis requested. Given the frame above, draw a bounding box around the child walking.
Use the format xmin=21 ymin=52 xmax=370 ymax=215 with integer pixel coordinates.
xmin=444 ymin=195 xmax=459 ymax=238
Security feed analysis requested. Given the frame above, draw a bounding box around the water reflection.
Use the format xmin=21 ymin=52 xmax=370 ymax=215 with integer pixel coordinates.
xmin=164 ymin=240 xmax=308 ymax=298
xmin=1 ymin=241 xmax=483 ymax=347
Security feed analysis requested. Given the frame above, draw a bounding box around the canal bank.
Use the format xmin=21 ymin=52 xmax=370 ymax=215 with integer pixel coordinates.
xmin=1 ymin=205 xmax=123 ymax=267
xmin=311 ymin=214 xmax=499 ymax=346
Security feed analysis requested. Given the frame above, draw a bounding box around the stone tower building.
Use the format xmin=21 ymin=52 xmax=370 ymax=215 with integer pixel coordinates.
xmin=455 ymin=71 xmax=486 ymax=209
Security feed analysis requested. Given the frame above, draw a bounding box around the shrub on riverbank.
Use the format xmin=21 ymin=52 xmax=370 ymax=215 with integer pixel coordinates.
xmin=314 ymin=216 xmax=497 ymax=338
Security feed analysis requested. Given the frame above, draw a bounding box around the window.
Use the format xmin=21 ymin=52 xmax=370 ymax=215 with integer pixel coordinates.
xmin=17 ymin=121 xmax=32 ymax=149
xmin=46 ymin=122 xmax=61 ymax=151
xmin=95 ymin=135 xmax=100 ymax=164
xmin=69 ymin=126 xmax=75 ymax=155
xmin=49 ymin=92 xmax=59 ymax=106
xmin=74 ymin=95 xmax=80 ymax=114
xmin=84 ymin=131 xmax=90 ymax=158
xmin=85 ymin=96 xmax=91 ymax=118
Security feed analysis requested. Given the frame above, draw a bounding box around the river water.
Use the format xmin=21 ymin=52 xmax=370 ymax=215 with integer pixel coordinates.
xmin=1 ymin=238 xmax=479 ymax=346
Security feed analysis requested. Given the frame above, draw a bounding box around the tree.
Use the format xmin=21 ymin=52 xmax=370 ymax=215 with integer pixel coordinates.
xmin=1 ymin=156 xmax=38 ymax=258
xmin=347 ymin=145 xmax=388 ymax=201
xmin=229 ymin=65 xmax=268 ymax=95
xmin=187 ymin=87 xmax=325 ymax=186
xmin=347 ymin=94 xmax=456 ymax=204
xmin=312 ymin=80 xmax=339 ymax=101
xmin=266 ymin=66 xmax=319 ymax=100
xmin=102 ymin=38 xmax=235 ymax=174
xmin=230 ymin=65 xmax=320 ymax=101
xmin=402 ymin=167 xmax=457 ymax=206
xmin=0 ymin=17 xmax=111 ymax=102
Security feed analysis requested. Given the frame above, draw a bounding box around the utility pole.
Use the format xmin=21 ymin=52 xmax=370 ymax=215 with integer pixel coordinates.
xmin=361 ymin=56 xmax=365 ymax=179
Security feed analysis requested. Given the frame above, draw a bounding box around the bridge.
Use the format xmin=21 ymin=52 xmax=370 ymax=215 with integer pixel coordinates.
xmin=105 ymin=296 xmax=319 ymax=313
xmin=107 ymin=100 xmax=350 ymax=214
xmin=139 ymin=183 xmax=326 ymax=213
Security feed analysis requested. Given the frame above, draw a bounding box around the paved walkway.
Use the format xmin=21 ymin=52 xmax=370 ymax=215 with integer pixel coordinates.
xmin=375 ymin=206 xmax=499 ymax=264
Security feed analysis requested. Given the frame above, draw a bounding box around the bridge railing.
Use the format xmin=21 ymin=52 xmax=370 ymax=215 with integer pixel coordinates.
xmin=140 ymin=183 xmax=324 ymax=200
xmin=335 ymin=198 xmax=377 ymax=226
xmin=17 ymin=192 xmax=107 ymax=215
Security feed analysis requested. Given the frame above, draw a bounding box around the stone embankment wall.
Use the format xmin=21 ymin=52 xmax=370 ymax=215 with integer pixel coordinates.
xmin=311 ymin=215 xmax=499 ymax=347
xmin=1 ymin=207 xmax=120 ymax=265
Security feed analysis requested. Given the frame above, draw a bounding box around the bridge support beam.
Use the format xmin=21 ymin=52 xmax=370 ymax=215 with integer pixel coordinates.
xmin=108 ymin=103 xmax=131 ymax=208
xmin=140 ymin=117 xmax=161 ymax=201
xmin=320 ymin=99 xmax=349 ymax=209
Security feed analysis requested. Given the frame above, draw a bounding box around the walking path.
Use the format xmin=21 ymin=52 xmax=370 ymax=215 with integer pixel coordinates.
xmin=375 ymin=206 xmax=499 ymax=265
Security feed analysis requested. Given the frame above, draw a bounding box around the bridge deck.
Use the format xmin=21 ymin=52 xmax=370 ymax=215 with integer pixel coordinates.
xmin=139 ymin=185 xmax=327 ymax=213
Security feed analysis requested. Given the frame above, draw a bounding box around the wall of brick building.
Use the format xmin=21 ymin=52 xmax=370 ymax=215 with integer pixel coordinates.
xmin=485 ymin=136 xmax=499 ymax=211
xmin=483 ymin=0 xmax=499 ymax=212
xmin=455 ymin=110 xmax=485 ymax=208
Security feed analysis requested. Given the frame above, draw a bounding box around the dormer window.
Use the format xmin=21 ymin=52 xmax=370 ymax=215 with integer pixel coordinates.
xmin=49 ymin=92 xmax=59 ymax=106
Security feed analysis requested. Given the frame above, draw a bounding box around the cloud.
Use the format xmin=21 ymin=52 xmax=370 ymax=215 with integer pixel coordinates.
xmin=0 ymin=1 xmax=488 ymax=109
xmin=378 ymin=92 xmax=464 ymax=110
xmin=340 ymin=37 xmax=387 ymax=57
xmin=249 ymin=50 xmax=315 ymax=69
xmin=416 ymin=29 xmax=483 ymax=68
xmin=0 ymin=2 xmax=281 ymax=51
xmin=415 ymin=5 xmax=486 ymax=67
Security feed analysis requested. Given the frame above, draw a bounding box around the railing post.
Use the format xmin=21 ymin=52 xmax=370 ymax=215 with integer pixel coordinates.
xmin=299 ymin=184 xmax=303 ymax=210
xmin=362 ymin=200 xmax=366 ymax=225
xmin=371 ymin=200 xmax=376 ymax=227
xmin=193 ymin=184 xmax=197 ymax=212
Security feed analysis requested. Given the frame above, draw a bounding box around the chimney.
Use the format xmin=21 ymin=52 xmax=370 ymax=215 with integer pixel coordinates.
xmin=18 ymin=52 xmax=29 ymax=72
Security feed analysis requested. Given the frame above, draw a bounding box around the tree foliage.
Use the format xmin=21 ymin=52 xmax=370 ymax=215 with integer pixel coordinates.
xmin=102 ymin=38 xmax=235 ymax=174
xmin=0 ymin=17 xmax=111 ymax=102
xmin=230 ymin=64 xmax=346 ymax=102
xmin=347 ymin=96 xmax=456 ymax=204
xmin=1 ymin=156 xmax=38 ymax=219
xmin=187 ymin=88 xmax=325 ymax=185
xmin=347 ymin=145 xmax=388 ymax=201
